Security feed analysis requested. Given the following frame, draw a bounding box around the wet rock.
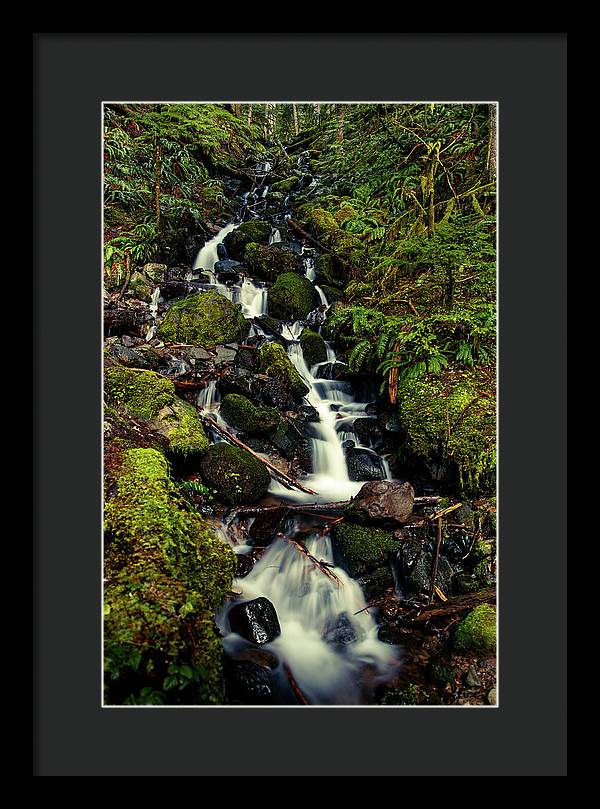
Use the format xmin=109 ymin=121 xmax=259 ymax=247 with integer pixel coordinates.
xmin=323 ymin=613 xmax=360 ymax=646
xmin=189 ymin=346 xmax=215 ymax=362
xmin=141 ymin=262 xmax=167 ymax=283
xmin=357 ymin=566 xmax=396 ymax=600
xmin=347 ymin=480 xmax=415 ymax=524
xmin=200 ymin=443 xmax=270 ymax=505
xmin=223 ymin=220 xmax=272 ymax=261
xmin=305 ymin=304 xmax=328 ymax=329
xmin=342 ymin=439 xmax=356 ymax=450
xmin=158 ymin=280 xmax=188 ymax=300
xmin=464 ymin=667 xmax=483 ymax=688
xmin=299 ymin=403 xmax=320 ymax=422
xmin=234 ymin=647 xmax=279 ymax=669
xmin=259 ymin=342 xmax=309 ymax=399
xmin=271 ymin=240 xmax=303 ymax=254
xmin=224 ymin=659 xmax=274 ymax=704
xmin=213 ymin=260 xmax=243 ymax=285
xmin=106 ymin=343 xmax=139 ymax=366
xmin=212 ymin=345 xmax=238 ymax=365
xmin=346 ymin=447 xmax=386 ymax=482
xmin=158 ymin=290 xmax=249 ymax=347
xmin=217 ymin=242 xmax=228 ymax=260
xmin=405 ymin=552 xmax=454 ymax=596
xmin=332 ymin=522 xmax=396 ymax=578
xmin=353 ymin=417 xmax=383 ymax=447
xmin=220 ymin=393 xmax=280 ymax=436
xmin=244 ymin=243 xmax=303 ymax=282
xmin=379 ymin=412 xmax=402 ymax=434
xmin=268 ymin=273 xmax=319 ymax=321
xmin=300 ymin=329 xmax=327 ymax=368
xmin=314 ymin=361 xmax=347 ymax=380
xmin=104 ymin=302 xmax=151 ymax=338
xmin=228 ymin=597 xmax=281 ymax=644
xmin=249 ymin=507 xmax=287 ymax=546
xmin=269 ymin=418 xmax=308 ymax=461
xmin=235 ymin=554 xmax=254 ymax=578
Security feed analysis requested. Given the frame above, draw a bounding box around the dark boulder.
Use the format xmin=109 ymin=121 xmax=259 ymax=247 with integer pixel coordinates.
xmin=159 ymin=280 xmax=190 ymax=300
xmin=346 ymin=447 xmax=387 ymax=482
xmin=353 ymin=417 xmax=384 ymax=448
xmin=248 ymin=507 xmax=287 ymax=546
xmin=235 ymin=554 xmax=254 ymax=578
xmin=217 ymin=242 xmax=228 ymax=260
xmin=214 ymin=259 xmax=244 ymax=285
xmin=347 ymin=480 xmax=415 ymax=525
xmin=323 ymin=612 xmax=361 ymax=647
xmin=269 ymin=418 xmax=309 ymax=463
xmin=224 ymin=659 xmax=274 ymax=705
xmin=228 ymin=597 xmax=281 ymax=645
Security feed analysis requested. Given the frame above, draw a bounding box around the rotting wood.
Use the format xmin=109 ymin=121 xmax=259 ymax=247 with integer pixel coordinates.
xmin=410 ymin=588 xmax=495 ymax=623
xmin=283 ymin=663 xmax=310 ymax=705
xmin=202 ymin=416 xmax=317 ymax=496
xmin=286 ymin=538 xmax=343 ymax=586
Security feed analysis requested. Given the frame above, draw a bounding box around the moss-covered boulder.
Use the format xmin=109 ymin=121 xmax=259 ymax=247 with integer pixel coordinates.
xmin=223 ymin=220 xmax=271 ymax=261
xmin=258 ymin=342 xmax=309 ymax=398
xmin=397 ymin=368 xmax=496 ymax=495
xmin=127 ymin=271 xmax=155 ymax=302
xmin=315 ymin=254 xmax=337 ymax=287
xmin=270 ymin=176 xmax=299 ymax=193
xmin=105 ymin=366 xmax=208 ymax=457
xmin=200 ymin=443 xmax=271 ymax=505
xmin=453 ymin=604 xmax=496 ymax=656
xmin=104 ymin=447 xmax=236 ymax=705
xmin=331 ymin=522 xmax=396 ymax=578
xmin=157 ymin=290 xmax=249 ymax=347
xmin=220 ymin=393 xmax=280 ymax=436
xmin=243 ymin=243 xmax=302 ymax=282
xmin=268 ymin=273 xmax=318 ymax=321
xmin=300 ymin=329 xmax=327 ymax=368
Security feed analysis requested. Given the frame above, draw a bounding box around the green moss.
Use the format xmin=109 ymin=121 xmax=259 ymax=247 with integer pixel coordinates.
xmin=315 ymin=254 xmax=336 ymax=287
xmin=300 ymin=329 xmax=327 ymax=368
xmin=200 ymin=442 xmax=271 ymax=505
xmin=267 ymin=272 xmax=318 ymax=321
xmin=105 ymin=366 xmax=175 ymax=421
xmin=259 ymin=342 xmax=309 ymax=398
xmin=331 ymin=522 xmax=396 ymax=577
xmin=397 ymin=369 xmax=496 ymax=495
xmin=151 ymin=398 xmax=209 ymax=457
xmin=270 ymin=176 xmax=299 ymax=193
xmin=222 ymin=220 xmax=271 ymax=260
xmin=220 ymin=393 xmax=280 ymax=435
xmin=335 ymin=204 xmax=358 ymax=225
xmin=104 ymin=448 xmax=236 ymax=705
xmin=244 ymin=242 xmax=302 ymax=282
xmin=157 ymin=290 xmax=249 ymax=347
xmin=453 ymin=604 xmax=496 ymax=655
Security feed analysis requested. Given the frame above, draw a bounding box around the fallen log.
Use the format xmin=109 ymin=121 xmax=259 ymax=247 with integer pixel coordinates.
xmin=231 ymin=495 xmax=440 ymax=518
xmin=202 ymin=416 xmax=317 ymax=496
xmin=428 ymin=516 xmax=444 ymax=604
xmin=286 ymin=538 xmax=343 ymax=586
xmin=411 ymin=588 xmax=496 ymax=623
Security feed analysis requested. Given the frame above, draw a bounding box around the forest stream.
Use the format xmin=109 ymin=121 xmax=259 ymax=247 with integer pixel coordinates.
xmin=103 ymin=104 xmax=497 ymax=707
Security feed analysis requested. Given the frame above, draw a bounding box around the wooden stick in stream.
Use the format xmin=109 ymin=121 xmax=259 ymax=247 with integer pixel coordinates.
xmin=283 ymin=663 xmax=310 ymax=705
xmin=286 ymin=538 xmax=343 ymax=586
xmin=202 ymin=416 xmax=318 ymax=496
xmin=429 ymin=516 xmax=444 ymax=604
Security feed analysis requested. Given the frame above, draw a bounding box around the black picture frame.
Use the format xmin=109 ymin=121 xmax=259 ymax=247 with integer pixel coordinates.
xmin=34 ymin=32 xmax=567 ymax=776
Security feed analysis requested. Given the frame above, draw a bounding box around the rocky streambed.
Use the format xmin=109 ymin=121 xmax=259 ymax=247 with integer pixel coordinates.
xmin=103 ymin=154 xmax=497 ymax=706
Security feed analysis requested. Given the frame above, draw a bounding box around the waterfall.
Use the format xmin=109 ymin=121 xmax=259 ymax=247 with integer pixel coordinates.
xmin=304 ymin=256 xmax=316 ymax=282
xmin=145 ymin=286 xmax=161 ymax=341
xmin=240 ymin=277 xmax=267 ymax=318
xmin=197 ymin=380 xmax=220 ymax=412
xmin=186 ymin=222 xmax=239 ymax=280
xmin=218 ymin=527 xmax=400 ymax=704
xmin=269 ymin=227 xmax=281 ymax=245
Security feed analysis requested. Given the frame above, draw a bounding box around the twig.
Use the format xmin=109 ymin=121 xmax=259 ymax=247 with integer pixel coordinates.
xmin=286 ymin=538 xmax=343 ymax=586
xmin=283 ymin=663 xmax=310 ymax=705
xmin=429 ymin=516 xmax=444 ymax=604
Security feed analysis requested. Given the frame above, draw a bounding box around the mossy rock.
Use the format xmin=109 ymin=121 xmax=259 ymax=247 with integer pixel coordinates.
xmin=220 ymin=393 xmax=281 ymax=436
xmin=320 ymin=284 xmax=345 ymax=304
xmin=104 ymin=447 xmax=236 ymax=705
xmin=270 ymin=176 xmax=299 ymax=193
xmin=149 ymin=398 xmax=209 ymax=457
xmin=105 ymin=366 xmax=176 ymax=421
xmin=157 ymin=290 xmax=249 ymax=347
xmin=397 ymin=368 xmax=496 ymax=495
xmin=331 ymin=522 xmax=396 ymax=578
xmin=223 ymin=220 xmax=271 ymax=261
xmin=128 ymin=271 xmax=155 ymax=302
xmin=453 ymin=604 xmax=496 ymax=656
xmin=267 ymin=272 xmax=318 ymax=321
xmin=105 ymin=366 xmax=208 ymax=457
xmin=200 ymin=443 xmax=271 ymax=505
xmin=300 ymin=329 xmax=327 ymax=368
xmin=244 ymin=243 xmax=302 ymax=282
xmin=258 ymin=342 xmax=309 ymax=398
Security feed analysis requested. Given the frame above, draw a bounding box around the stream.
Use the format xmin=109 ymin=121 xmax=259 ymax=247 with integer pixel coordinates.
xmin=154 ymin=164 xmax=402 ymax=704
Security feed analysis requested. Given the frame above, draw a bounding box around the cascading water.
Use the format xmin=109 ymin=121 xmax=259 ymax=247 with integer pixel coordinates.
xmin=193 ymin=170 xmax=400 ymax=704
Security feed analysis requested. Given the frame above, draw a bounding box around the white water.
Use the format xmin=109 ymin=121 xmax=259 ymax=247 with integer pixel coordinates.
xmin=219 ymin=530 xmax=399 ymax=704
xmin=187 ymin=222 xmax=239 ymax=279
xmin=197 ymin=380 xmax=220 ymax=412
xmin=269 ymin=228 xmax=281 ymax=245
xmin=145 ymin=286 xmax=161 ymax=341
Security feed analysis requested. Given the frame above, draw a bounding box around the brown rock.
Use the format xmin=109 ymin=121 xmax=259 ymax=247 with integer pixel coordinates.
xmin=347 ymin=480 xmax=415 ymax=524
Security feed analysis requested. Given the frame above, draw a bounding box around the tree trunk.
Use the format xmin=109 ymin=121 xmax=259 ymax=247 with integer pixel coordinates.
xmin=426 ymin=155 xmax=435 ymax=238
xmin=154 ymin=136 xmax=162 ymax=237
xmin=247 ymin=105 xmax=253 ymax=126
xmin=487 ymin=103 xmax=497 ymax=181
xmin=292 ymin=103 xmax=299 ymax=136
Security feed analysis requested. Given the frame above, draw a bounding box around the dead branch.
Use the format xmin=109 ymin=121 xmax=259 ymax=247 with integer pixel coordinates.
xmin=283 ymin=663 xmax=311 ymax=705
xmin=410 ymin=588 xmax=495 ymax=623
xmin=286 ymin=538 xmax=343 ymax=586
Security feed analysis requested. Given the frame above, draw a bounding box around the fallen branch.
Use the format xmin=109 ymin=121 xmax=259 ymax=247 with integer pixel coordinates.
xmin=231 ymin=495 xmax=440 ymax=518
xmin=411 ymin=588 xmax=495 ymax=623
xmin=283 ymin=663 xmax=311 ymax=705
xmin=428 ymin=516 xmax=444 ymax=604
xmin=202 ymin=416 xmax=317 ymax=496
xmin=286 ymin=538 xmax=343 ymax=586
